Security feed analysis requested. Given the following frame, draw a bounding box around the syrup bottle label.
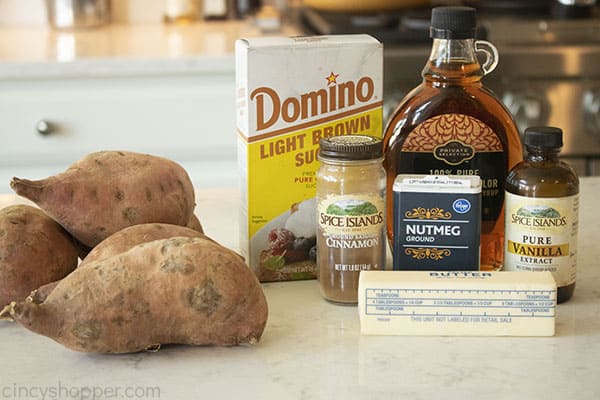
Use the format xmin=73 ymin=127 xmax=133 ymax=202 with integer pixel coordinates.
xmin=399 ymin=114 xmax=506 ymax=232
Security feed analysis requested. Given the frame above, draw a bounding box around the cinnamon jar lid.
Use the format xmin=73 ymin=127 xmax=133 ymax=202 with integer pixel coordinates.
xmin=318 ymin=135 xmax=383 ymax=161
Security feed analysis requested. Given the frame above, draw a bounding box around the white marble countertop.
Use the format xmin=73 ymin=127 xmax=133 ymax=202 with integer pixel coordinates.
xmin=0 ymin=21 xmax=300 ymax=79
xmin=1 ymin=178 xmax=600 ymax=400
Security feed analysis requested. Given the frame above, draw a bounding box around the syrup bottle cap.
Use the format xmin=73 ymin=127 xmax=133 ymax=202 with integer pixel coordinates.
xmin=430 ymin=6 xmax=477 ymax=39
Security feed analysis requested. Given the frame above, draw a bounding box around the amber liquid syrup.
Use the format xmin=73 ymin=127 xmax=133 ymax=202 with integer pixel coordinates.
xmin=383 ymin=61 xmax=522 ymax=271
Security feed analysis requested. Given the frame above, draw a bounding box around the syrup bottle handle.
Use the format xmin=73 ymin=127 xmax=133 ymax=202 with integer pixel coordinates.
xmin=475 ymin=40 xmax=499 ymax=76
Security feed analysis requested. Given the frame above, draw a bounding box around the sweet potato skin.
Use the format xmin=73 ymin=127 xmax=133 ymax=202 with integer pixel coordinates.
xmin=10 ymin=237 xmax=268 ymax=353
xmin=32 ymin=224 xmax=214 ymax=304
xmin=0 ymin=205 xmax=79 ymax=307
xmin=186 ymin=214 xmax=204 ymax=234
xmin=81 ymin=223 xmax=207 ymax=267
xmin=11 ymin=151 xmax=195 ymax=247
xmin=27 ymin=280 xmax=60 ymax=305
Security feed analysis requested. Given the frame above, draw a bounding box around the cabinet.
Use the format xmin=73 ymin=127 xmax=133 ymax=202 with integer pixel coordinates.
xmin=0 ymin=67 xmax=237 ymax=193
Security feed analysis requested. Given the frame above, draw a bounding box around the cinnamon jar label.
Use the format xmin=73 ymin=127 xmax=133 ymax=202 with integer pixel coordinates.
xmin=318 ymin=193 xmax=385 ymax=271
xmin=319 ymin=194 xmax=385 ymax=238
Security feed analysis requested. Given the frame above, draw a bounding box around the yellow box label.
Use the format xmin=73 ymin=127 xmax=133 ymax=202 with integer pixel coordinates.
xmin=236 ymin=35 xmax=384 ymax=281
xmin=247 ymin=106 xmax=382 ymax=237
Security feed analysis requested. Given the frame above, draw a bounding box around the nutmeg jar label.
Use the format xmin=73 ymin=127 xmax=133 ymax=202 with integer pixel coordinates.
xmin=393 ymin=175 xmax=481 ymax=271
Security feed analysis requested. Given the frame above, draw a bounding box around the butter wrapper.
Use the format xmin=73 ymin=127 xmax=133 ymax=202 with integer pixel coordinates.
xmin=359 ymin=270 xmax=556 ymax=336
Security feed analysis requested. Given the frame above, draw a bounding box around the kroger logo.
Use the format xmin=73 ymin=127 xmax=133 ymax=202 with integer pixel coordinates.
xmin=453 ymin=199 xmax=471 ymax=214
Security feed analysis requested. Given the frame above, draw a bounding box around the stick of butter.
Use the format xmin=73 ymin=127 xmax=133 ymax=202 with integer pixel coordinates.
xmin=358 ymin=271 xmax=556 ymax=336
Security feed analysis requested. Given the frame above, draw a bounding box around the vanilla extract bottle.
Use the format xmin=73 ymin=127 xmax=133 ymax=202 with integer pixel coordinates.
xmin=505 ymin=127 xmax=579 ymax=303
xmin=382 ymin=6 xmax=522 ymax=271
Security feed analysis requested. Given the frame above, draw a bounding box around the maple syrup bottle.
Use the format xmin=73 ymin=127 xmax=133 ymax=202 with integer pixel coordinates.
xmin=383 ymin=6 xmax=522 ymax=271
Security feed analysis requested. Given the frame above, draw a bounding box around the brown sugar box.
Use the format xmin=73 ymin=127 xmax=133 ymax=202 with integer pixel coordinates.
xmin=358 ymin=271 xmax=556 ymax=336
xmin=235 ymin=35 xmax=383 ymax=282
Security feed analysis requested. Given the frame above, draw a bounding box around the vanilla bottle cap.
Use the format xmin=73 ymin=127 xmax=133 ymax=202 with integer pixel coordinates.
xmin=524 ymin=126 xmax=563 ymax=149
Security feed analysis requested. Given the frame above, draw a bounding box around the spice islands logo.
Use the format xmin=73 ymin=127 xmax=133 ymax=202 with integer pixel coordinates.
xmin=326 ymin=199 xmax=378 ymax=217
xmin=319 ymin=198 xmax=384 ymax=232
xmin=507 ymin=205 xmax=569 ymax=258
xmin=319 ymin=198 xmax=384 ymax=248
xmin=511 ymin=205 xmax=567 ymax=227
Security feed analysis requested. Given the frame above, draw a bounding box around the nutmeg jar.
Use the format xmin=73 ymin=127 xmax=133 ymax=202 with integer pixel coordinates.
xmin=316 ymin=135 xmax=386 ymax=304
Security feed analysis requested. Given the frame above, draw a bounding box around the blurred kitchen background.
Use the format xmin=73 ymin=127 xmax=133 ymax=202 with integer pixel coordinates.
xmin=0 ymin=0 xmax=598 ymax=192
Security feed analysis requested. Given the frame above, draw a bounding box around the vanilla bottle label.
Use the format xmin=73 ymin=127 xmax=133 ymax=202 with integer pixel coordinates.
xmin=504 ymin=192 xmax=579 ymax=286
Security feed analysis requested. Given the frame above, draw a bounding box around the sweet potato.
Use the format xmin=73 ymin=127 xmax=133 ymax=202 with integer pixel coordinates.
xmin=8 ymin=236 xmax=268 ymax=353
xmin=26 ymin=281 xmax=60 ymax=305
xmin=186 ymin=214 xmax=204 ymax=233
xmin=29 ymin=223 xmax=215 ymax=305
xmin=10 ymin=151 xmax=195 ymax=248
xmin=0 ymin=205 xmax=78 ymax=307
xmin=81 ymin=223 xmax=207 ymax=267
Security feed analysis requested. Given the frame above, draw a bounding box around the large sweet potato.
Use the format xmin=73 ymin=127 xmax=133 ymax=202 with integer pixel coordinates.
xmin=8 ymin=236 xmax=268 ymax=353
xmin=10 ymin=151 xmax=195 ymax=248
xmin=81 ymin=223 xmax=207 ymax=267
xmin=0 ymin=205 xmax=79 ymax=307
xmin=74 ymin=214 xmax=203 ymax=260
xmin=28 ymin=223 xmax=209 ymax=304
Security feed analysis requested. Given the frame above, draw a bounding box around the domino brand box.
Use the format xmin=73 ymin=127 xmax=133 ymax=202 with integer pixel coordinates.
xmin=236 ymin=35 xmax=383 ymax=281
